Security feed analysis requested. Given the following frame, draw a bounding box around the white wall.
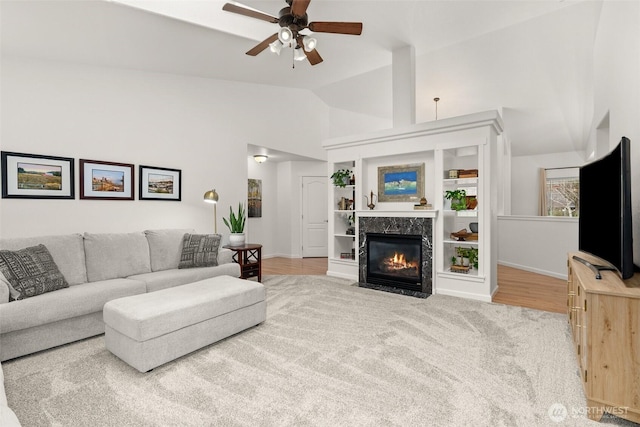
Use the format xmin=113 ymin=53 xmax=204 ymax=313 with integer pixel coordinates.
xmin=327 ymin=107 xmax=391 ymax=140
xmin=510 ymin=151 xmax=586 ymax=216
xmin=0 ymin=57 xmax=328 ymax=245
xmin=591 ymin=0 xmax=640 ymax=268
xmin=246 ymin=158 xmax=278 ymax=257
xmin=498 ymin=216 xmax=578 ymax=278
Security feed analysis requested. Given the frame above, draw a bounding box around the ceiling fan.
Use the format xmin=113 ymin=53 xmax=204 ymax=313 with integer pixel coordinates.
xmin=222 ymin=0 xmax=363 ymax=66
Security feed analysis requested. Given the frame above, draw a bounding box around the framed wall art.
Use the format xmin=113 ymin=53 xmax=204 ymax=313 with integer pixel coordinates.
xmin=248 ymin=178 xmax=262 ymax=217
xmin=1 ymin=151 xmax=75 ymax=199
xmin=139 ymin=165 xmax=181 ymax=201
xmin=80 ymin=159 xmax=134 ymax=200
xmin=377 ymin=163 xmax=425 ymax=202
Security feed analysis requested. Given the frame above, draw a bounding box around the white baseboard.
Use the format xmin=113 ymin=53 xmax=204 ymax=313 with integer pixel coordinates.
xmin=262 ymin=253 xmax=302 ymax=259
xmin=498 ymin=261 xmax=567 ymax=280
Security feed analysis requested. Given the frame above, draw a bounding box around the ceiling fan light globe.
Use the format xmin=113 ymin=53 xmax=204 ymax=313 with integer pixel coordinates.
xmin=303 ymin=36 xmax=317 ymax=51
xmin=278 ymin=27 xmax=294 ymax=44
xmin=269 ymin=40 xmax=282 ymax=55
xmin=294 ymin=48 xmax=307 ymax=62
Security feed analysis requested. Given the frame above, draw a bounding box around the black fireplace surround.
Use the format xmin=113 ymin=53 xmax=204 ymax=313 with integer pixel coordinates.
xmin=359 ymin=216 xmax=433 ymax=297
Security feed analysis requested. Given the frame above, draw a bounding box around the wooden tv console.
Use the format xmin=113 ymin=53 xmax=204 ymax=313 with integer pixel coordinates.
xmin=567 ymin=252 xmax=640 ymax=423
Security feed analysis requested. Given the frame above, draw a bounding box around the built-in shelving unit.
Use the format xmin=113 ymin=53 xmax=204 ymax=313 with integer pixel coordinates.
xmin=323 ymin=111 xmax=504 ymax=300
xmin=328 ymin=162 xmax=357 ymax=278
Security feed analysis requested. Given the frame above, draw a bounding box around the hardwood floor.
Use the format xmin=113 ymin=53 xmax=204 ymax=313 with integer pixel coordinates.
xmin=493 ymin=265 xmax=567 ymax=313
xmin=262 ymin=257 xmax=567 ymax=314
xmin=262 ymin=257 xmax=328 ymax=276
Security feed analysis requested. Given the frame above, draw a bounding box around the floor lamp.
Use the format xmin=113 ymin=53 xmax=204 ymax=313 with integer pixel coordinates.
xmin=203 ymin=189 xmax=219 ymax=233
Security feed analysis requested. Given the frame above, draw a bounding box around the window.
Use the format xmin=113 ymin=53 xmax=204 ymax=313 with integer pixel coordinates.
xmin=542 ymin=168 xmax=579 ymax=217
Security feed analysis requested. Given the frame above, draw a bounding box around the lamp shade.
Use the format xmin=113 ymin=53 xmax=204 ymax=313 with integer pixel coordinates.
xmin=269 ymin=40 xmax=282 ymax=55
xmin=203 ymin=189 xmax=219 ymax=204
xmin=302 ymin=36 xmax=317 ymax=51
xmin=254 ymin=155 xmax=268 ymax=163
xmin=278 ymin=27 xmax=294 ymax=44
xmin=294 ymin=48 xmax=307 ymax=62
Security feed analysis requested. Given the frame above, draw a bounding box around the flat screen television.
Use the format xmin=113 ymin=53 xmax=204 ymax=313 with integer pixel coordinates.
xmin=578 ymin=136 xmax=635 ymax=279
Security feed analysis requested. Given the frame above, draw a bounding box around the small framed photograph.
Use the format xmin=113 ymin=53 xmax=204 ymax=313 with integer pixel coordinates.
xmin=139 ymin=165 xmax=181 ymax=201
xmin=378 ymin=163 xmax=425 ymax=203
xmin=1 ymin=151 xmax=75 ymax=199
xmin=80 ymin=159 xmax=134 ymax=200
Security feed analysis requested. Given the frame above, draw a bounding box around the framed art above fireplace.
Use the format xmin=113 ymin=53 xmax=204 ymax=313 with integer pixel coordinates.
xmin=377 ymin=163 xmax=424 ymax=202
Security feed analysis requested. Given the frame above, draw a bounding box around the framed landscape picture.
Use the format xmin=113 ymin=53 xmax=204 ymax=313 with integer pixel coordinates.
xmin=139 ymin=165 xmax=181 ymax=201
xmin=248 ymin=178 xmax=262 ymax=217
xmin=1 ymin=151 xmax=75 ymax=199
xmin=377 ymin=163 xmax=425 ymax=202
xmin=80 ymin=159 xmax=134 ymax=200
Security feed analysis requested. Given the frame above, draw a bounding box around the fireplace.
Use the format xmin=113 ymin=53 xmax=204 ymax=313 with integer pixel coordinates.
xmin=359 ymin=215 xmax=433 ymax=296
xmin=366 ymin=233 xmax=422 ymax=292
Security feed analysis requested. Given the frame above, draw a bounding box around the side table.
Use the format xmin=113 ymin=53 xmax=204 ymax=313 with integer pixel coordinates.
xmin=223 ymin=243 xmax=262 ymax=281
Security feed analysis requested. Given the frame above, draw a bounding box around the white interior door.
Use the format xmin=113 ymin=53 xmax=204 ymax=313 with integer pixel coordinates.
xmin=302 ymin=176 xmax=328 ymax=257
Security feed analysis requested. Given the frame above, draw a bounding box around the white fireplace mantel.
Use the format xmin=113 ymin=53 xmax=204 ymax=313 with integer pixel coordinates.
xmin=357 ymin=210 xmax=438 ymax=218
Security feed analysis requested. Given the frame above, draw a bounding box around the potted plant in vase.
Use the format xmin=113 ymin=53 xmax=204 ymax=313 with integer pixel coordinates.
xmin=223 ymin=203 xmax=246 ymax=246
xmin=444 ymin=189 xmax=467 ymax=211
xmin=330 ymin=169 xmax=352 ymax=188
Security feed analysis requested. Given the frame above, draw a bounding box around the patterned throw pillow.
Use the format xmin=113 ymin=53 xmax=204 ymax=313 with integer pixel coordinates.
xmin=178 ymin=234 xmax=221 ymax=269
xmin=0 ymin=244 xmax=69 ymax=301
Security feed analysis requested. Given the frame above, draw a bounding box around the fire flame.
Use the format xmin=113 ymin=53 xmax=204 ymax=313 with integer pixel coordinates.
xmin=387 ymin=252 xmax=417 ymax=269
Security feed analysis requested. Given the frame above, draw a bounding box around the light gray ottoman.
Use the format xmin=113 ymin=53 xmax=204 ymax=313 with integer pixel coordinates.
xmin=103 ymin=275 xmax=266 ymax=372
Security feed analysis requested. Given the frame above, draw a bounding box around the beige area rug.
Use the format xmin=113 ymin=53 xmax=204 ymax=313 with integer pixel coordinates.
xmin=3 ymin=275 xmax=636 ymax=426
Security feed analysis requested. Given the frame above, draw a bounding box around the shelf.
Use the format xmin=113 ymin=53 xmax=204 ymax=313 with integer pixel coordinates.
xmin=443 ymin=239 xmax=478 ymax=246
xmin=443 ymin=178 xmax=478 ymax=185
xmin=334 ymin=233 xmax=356 ymax=238
xmin=334 ymin=185 xmax=355 ymax=189
xmin=438 ymin=269 xmax=484 ymax=280
xmin=334 ymin=210 xmax=355 ymax=214
xmin=443 ymin=209 xmax=478 ymax=217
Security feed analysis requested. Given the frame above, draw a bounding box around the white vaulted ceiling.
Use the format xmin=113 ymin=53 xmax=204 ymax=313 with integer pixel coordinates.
xmin=1 ymin=0 xmax=605 ymax=156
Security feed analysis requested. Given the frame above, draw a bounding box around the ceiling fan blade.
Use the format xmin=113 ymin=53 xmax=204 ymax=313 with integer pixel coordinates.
xmin=297 ymin=35 xmax=323 ymax=65
xmin=246 ymin=33 xmax=279 ymax=56
xmin=304 ymin=48 xmax=323 ymax=66
xmin=222 ymin=3 xmax=279 ymax=24
xmin=308 ymin=22 xmax=363 ymax=35
xmin=291 ymin=0 xmax=311 ymax=18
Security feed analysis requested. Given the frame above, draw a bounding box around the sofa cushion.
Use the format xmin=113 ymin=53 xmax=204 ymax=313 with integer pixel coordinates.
xmin=84 ymin=232 xmax=151 ymax=282
xmin=129 ymin=262 xmax=241 ymax=293
xmin=0 ymin=233 xmax=87 ymax=285
xmin=0 ymin=278 xmax=146 ymax=334
xmin=0 ymin=245 xmax=69 ymax=301
xmin=0 ymin=272 xmax=14 ymax=304
xmin=144 ymin=229 xmax=194 ymax=272
xmin=178 ymin=234 xmax=221 ymax=269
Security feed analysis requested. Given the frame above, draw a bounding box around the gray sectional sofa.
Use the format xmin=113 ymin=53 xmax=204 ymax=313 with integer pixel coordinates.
xmin=0 ymin=229 xmax=241 ymax=362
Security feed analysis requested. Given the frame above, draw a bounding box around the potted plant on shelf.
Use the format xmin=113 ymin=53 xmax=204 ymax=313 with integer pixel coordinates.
xmin=444 ymin=189 xmax=467 ymax=211
xmin=330 ymin=169 xmax=352 ymax=188
xmin=468 ymin=247 xmax=479 ymax=269
xmin=456 ymin=246 xmax=470 ymax=267
xmin=223 ymin=203 xmax=246 ymax=246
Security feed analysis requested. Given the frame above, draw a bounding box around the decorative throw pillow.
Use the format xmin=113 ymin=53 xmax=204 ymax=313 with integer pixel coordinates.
xmin=178 ymin=234 xmax=221 ymax=269
xmin=0 ymin=244 xmax=69 ymax=301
